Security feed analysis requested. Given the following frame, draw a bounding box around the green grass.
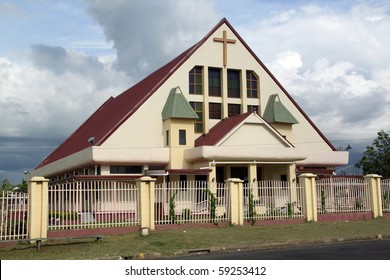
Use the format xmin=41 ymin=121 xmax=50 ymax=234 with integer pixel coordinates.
xmin=1 ymin=218 xmax=390 ymax=260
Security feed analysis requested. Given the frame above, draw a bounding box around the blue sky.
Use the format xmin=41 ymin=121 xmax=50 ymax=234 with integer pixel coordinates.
xmin=1 ymin=0 xmax=390 ymax=184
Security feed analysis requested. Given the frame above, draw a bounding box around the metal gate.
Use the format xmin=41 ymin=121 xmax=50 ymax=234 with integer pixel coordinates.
xmin=0 ymin=191 xmax=29 ymax=240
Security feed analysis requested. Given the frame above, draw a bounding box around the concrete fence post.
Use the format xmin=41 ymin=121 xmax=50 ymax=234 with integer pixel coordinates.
xmin=364 ymin=174 xmax=383 ymax=218
xmin=28 ymin=176 xmax=49 ymax=240
xmin=226 ymin=178 xmax=244 ymax=226
xmin=298 ymin=173 xmax=318 ymax=222
xmin=137 ymin=176 xmax=156 ymax=232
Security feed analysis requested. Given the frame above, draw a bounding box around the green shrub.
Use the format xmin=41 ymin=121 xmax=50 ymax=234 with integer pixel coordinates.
xmin=49 ymin=211 xmax=78 ymax=221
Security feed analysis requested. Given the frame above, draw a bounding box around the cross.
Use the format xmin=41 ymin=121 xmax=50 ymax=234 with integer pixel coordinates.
xmin=213 ymin=30 xmax=236 ymax=67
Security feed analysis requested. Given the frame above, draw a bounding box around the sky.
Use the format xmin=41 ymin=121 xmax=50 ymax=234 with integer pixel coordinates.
xmin=1 ymin=0 xmax=389 ymax=184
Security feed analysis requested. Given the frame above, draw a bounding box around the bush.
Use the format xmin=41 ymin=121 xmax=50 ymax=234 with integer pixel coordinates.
xmin=49 ymin=211 xmax=78 ymax=221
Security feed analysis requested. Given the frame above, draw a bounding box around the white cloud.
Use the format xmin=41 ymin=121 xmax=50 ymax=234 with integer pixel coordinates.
xmin=276 ymin=51 xmax=302 ymax=70
xmin=235 ymin=1 xmax=390 ymax=143
xmin=85 ymin=0 xmax=219 ymax=78
xmin=0 ymin=50 xmax=129 ymax=139
xmin=269 ymin=54 xmax=390 ymax=142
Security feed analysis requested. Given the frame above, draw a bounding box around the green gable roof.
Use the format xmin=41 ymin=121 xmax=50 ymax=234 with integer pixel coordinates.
xmin=162 ymin=87 xmax=199 ymax=120
xmin=263 ymin=94 xmax=299 ymax=124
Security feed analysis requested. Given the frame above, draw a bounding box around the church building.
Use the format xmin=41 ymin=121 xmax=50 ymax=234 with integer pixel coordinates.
xmin=32 ymin=18 xmax=349 ymax=185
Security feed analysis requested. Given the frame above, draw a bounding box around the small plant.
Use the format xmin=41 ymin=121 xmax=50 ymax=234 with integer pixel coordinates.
xmin=49 ymin=211 xmax=78 ymax=221
xmin=248 ymin=191 xmax=256 ymax=225
xmin=204 ymin=189 xmax=217 ymax=224
xmin=355 ymin=198 xmax=363 ymax=210
xmin=383 ymin=191 xmax=390 ymax=211
xmin=169 ymin=192 xmax=177 ymax=224
xmin=287 ymin=202 xmax=293 ymax=217
xmin=321 ymin=186 xmax=326 ymax=213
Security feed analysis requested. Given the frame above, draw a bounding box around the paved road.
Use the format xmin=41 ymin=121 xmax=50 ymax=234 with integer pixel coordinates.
xmin=173 ymin=239 xmax=390 ymax=260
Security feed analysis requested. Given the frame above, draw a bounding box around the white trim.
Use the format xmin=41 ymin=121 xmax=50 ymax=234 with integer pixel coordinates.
xmin=216 ymin=112 xmax=294 ymax=147
xmin=185 ymin=145 xmax=306 ymax=162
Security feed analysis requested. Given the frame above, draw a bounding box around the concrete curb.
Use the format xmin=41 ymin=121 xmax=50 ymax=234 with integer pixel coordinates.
xmin=103 ymin=234 xmax=390 ymax=260
xmin=170 ymin=233 xmax=390 ymax=259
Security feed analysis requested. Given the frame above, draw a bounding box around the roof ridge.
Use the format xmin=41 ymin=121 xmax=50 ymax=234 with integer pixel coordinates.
xmin=195 ymin=111 xmax=252 ymax=147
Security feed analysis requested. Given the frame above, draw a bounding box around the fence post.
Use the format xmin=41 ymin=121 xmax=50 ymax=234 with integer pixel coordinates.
xmin=28 ymin=176 xmax=49 ymax=240
xmin=364 ymin=174 xmax=383 ymax=218
xmin=227 ymin=178 xmax=244 ymax=226
xmin=298 ymin=173 xmax=317 ymax=222
xmin=137 ymin=176 xmax=156 ymax=232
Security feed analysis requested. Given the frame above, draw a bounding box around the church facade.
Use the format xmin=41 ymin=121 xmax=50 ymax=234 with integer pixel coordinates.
xmin=32 ymin=18 xmax=348 ymax=185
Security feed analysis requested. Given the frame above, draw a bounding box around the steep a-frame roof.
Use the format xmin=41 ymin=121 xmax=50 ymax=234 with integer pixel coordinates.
xmin=36 ymin=17 xmax=335 ymax=169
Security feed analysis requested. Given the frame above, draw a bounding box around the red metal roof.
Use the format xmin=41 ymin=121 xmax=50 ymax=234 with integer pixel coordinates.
xmin=36 ymin=17 xmax=335 ymax=170
xmin=36 ymin=41 xmax=198 ymax=169
xmin=195 ymin=112 xmax=252 ymax=147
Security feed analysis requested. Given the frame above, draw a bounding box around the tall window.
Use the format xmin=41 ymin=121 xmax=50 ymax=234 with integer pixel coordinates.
xmin=189 ymin=66 xmax=203 ymax=95
xmin=228 ymin=104 xmax=241 ymax=117
xmin=189 ymin=102 xmax=204 ymax=133
xmin=247 ymin=105 xmax=259 ymax=113
xmin=208 ymin=68 xmax=221 ymax=97
xmin=179 ymin=130 xmax=186 ymax=145
xmin=209 ymin=103 xmax=222 ymax=119
xmin=246 ymin=71 xmax=259 ymax=98
xmin=227 ymin=69 xmax=241 ymax=98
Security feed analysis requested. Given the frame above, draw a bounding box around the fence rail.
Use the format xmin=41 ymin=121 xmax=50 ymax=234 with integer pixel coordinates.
xmin=48 ymin=181 xmax=139 ymax=230
xmin=382 ymin=179 xmax=390 ymax=213
xmin=0 ymin=191 xmax=29 ymax=240
xmin=154 ymin=181 xmax=229 ymax=225
xmin=2 ymin=176 xmax=389 ymax=241
xmin=316 ymin=177 xmax=371 ymax=214
xmin=243 ymin=181 xmax=304 ymax=221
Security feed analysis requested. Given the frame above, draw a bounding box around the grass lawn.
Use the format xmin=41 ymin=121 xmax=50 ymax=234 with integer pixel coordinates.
xmin=1 ymin=218 xmax=390 ymax=260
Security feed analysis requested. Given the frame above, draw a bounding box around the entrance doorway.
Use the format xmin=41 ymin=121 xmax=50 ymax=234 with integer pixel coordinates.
xmin=230 ymin=166 xmax=248 ymax=183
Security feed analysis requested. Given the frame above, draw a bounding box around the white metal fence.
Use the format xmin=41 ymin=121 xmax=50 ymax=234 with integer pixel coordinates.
xmin=316 ymin=177 xmax=371 ymax=214
xmin=0 ymin=191 xmax=29 ymax=240
xmin=382 ymin=179 xmax=390 ymax=213
xmin=243 ymin=181 xmax=304 ymax=221
xmin=48 ymin=181 xmax=139 ymax=230
xmin=154 ymin=181 xmax=230 ymax=224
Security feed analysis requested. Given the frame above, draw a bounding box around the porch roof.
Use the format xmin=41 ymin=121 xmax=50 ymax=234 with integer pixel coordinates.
xmin=185 ymin=145 xmax=307 ymax=163
xmin=167 ymin=169 xmax=212 ymax=175
xmin=195 ymin=112 xmax=252 ymax=147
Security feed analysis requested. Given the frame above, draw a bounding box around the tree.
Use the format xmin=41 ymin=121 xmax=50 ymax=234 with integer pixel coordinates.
xmin=1 ymin=178 xmax=12 ymax=188
xmin=355 ymin=130 xmax=390 ymax=178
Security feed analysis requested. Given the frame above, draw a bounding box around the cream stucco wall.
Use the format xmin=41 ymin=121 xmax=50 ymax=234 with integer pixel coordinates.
xmin=163 ymin=118 xmax=196 ymax=169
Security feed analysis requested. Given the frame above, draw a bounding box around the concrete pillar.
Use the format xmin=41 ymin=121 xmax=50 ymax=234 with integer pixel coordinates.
xmin=287 ymin=163 xmax=296 ymax=184
xmin=298 ymin=173 xmax=317 ymax=222
xmin=227 ymin=178 xmax=244 ymax=226
xmin=137 ymin=176 xmax=156 ymax=231
xmin=364 ymin=174 xmax=383 ymax=218
xmin=28 ymin=176 xmax=49 ymax=240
